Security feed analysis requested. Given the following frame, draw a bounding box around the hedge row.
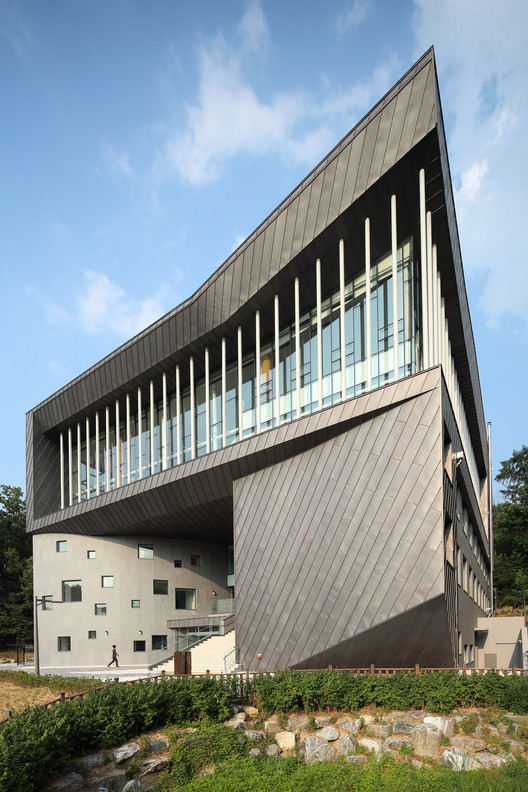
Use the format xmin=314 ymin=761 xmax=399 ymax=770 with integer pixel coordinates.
xmin=249 ymin=670 xmax=528 ymax=716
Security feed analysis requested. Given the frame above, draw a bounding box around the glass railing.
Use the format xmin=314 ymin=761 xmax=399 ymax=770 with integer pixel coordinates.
xmin=210 ymin=598 xmax=235 ymax=614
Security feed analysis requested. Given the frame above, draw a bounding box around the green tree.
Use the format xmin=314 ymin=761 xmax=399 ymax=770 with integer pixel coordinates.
xmin=0 ymin=486 xmax=33 ymax=643
xmin=493 ymin=446 xmax=528 ymax=608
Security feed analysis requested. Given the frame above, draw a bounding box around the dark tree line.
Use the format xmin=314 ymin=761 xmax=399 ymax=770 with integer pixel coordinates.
xmin=0 ymin=485 xmax=33 ymax=644
xmin=493 ymin=445 xmax=528 ymax=609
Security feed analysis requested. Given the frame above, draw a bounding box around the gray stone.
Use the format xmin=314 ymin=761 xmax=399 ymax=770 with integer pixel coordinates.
xmin=233 ymin=711 xmax=248 ymax=722
xmin=275 ymin=731 xmax=296 ymax=751
xmin=392 ymin=721 xmax=415 ymax=734
xmin=264 ymin=719 xmax=281 ymax=733
xmin=244 ymin=705 xmax=259 ymax=716
xmin=315 ymin=726 xmax=339 ymax=741
xmin=248 ymin=748 xmax=261 ymax=757
xmin=265 ymin=744 xmax=281 ymax=757
xmin=228 ymin=719 xmax=246 ymax=731
xmin=138 ymin=757 xmax=169 ymax=776
xmin=423 ymin=716 xmax=455 ymax=737
xmin=362 ymin=715 xmax=375 ymax=726
xmin=358 ymin=738 xmax=382 ymax=755
xmin=439 ymin=747 xmax=480 ymax=771
xmin=335 ymin=735 xmax=357 ymax=755
xmin=411 ymin=759 xmax=422 ymax=769
xmin=450 ymin=737 xmax=486 ymax=754
xmin=475 ymin=752 xmax=513 ymax=769
xmin=299 ymin=736 xmax=336 ymax=764
xmin=369 ymin=723 xmax=391 ymax=738
xmin=149 ymin=736 xmax=169 ymax=753
xmin=315 ymin=716 xmax=332 ymax=726
xmin=335 ymin=718 xmax=362 ymax=734
xmin=114 ymin=742 xmax=141 ymax=763
xmin=245 ymin=730 xmax=267 ymax=740
xmin=346 ymin=754 xmax=368 ymax=764
xmin=97 ymin=773 xmax=128 ymax=792
xmin=53 ymin=773 xmax=84 ymax=792
xmin=288 ymin=715 xmax=310 ymax=730
xmin=79 ymin=752 xmax=105 ymax=770
xmin=411 ymin=725 xmax=442 ymax=758
xmin=385 ymin=738 xmax=412 ymax=752
xmin=123 ymin=782 xmax=142 ymax=792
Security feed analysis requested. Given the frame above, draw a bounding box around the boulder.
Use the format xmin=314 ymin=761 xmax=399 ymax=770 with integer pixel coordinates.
xmin=315 ymin=716 xmax=332 ymax=726
xmin=288 ymin=715 xmax=310 ymax=731
xmin=79 ymin=752 xmax=105 ymax=770
xmin=114 ymin=743 xmax=141 ymax=763
xmin=244 ymin=705 xmax=259 ymax=716
xmin=424 ymin=716 xmax=455 ymax=737
xmin=335 ymin=735 xmax=356 ymax=755
xmin=248 ymin=748 xmax=261 ymax=757
xmin=265 ymin=744 xmax=281 ymax=757
xmin=264 ymin=719 xmax=281 ymax=733
xmin=244 ymin=730 xmax=267 ymax=740
xmin=228 ymin=719 xmax=246 ymax=731
xmin=53 ymin=773 xmax=84 ymax=792
xmin=275 ymin=731 xmax=296 ymax=751
xmin=475 ymin=752 xmax=513 ymax=769
xmin=392 ymin=721 xmax=415 ymax=734
xmin=358 ymin=738 xmax=382 ymax=756
xmin=315 ymin=726 xmax=339 ymax=741
xmin=346 ymin=754 xmax=368 ymax=764
xmin=369 ymin=723 xmax=391 ymax=738
xmin=385 ymin=738 xmax=412 ymax=752
xmin=450 ymin=737 xmax=487 ymax=754
xmin=232 ymin=711 xmax=248 ymax=722
xmin=123 ymin=782 xmax=142 ymax=792
xmin=149 ymin=736 xmax=169 ymax=753
xmin=439 ymin=747 xmax=480 ymax=771
xmin=299 ymin=737 xmax=336 ymax=764
xmin=335 ymin=718 xmax=362 ymax=734
xmin=96 ymin=772 xmax=128 ymax=791
xmin=411 ymin=725 xmax=441 ymax=758
xmin=138 ymin=757 xmax=169 ymax=776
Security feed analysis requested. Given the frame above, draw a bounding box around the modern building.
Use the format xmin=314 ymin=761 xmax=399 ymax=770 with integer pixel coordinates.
xmin=27 ymin=48 xmax=491 ymax=672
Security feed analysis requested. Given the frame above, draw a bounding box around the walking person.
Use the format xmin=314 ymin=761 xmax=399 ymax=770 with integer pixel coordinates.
xmin=107 ymin=644 xmax=119 ymax=667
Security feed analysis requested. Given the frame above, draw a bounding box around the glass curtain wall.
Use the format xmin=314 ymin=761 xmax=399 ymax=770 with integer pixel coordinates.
xmin=66 ymin=238 xmax=416 ymax=504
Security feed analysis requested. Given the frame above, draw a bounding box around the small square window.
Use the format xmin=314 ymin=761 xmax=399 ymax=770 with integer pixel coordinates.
xmin=88 ymin=630 xmax=96 ymax=639
xmin=58 ymin=636 xmax=71 ymax=652
xmin=42 ymin=595 xmax=54 ymax=611
xmin=153 ymin=579 xmax=168 ymax=595
xmin=190 ymin=555 xmax=201 ymax=566
xmin=175 ymin=588 xmax=196 ymax=610
xmin=101 ymin=576 xmax=114 ymax=588
xmin=174 ymin=559 xmax=182 ymax=568
xmin=134 ymin=640 xmax=146 ymax=652
xmin=152 ymin=635 xmax=167 ymax=651
xmin=87 ymin=550 xmax=96 ymax=559
xmin=62 ymin=580 xmax=82 ymax=602
xmin=138 ymin=544 xmax=154 ymax=559
xmin=95 ymin=603 xmax=107 ymax=616
xmin=56 ymin=540 xmax=67 ymax=553
xmin=131 ymin=599 xmax=140 ymax=608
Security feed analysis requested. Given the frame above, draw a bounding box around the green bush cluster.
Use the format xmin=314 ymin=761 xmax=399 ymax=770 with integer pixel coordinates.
xmin=250 ymin=670 xmax=528 ymax=716
xmin=0 ymin=676 xmax=233 ymax=792
xmin=0 ymin=668 xmax=104 ymax=693
xmin=162 ymin=724 xmax=246 ymax=787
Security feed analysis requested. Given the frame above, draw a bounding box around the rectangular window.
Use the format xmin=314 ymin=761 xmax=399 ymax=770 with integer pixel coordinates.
xmin=88 ymin=631 xmax=96 ymax=639
xmin=133 ymin=640 xmax=146 ymax=652
xmin=95 ymin=603 xmax=107 ymax=615
xmin=58 ymin=636 xmax=71 ymax=652
xmin=174 ymin=559 xmax=182 ymax=568
xmin=190 ymin=554 xmax=201 ymax=566
xmin=56 ymin=540 xmax=67 ymax=552
xmin=42 ymin=595 xmax=54 ymax=611
xmin=175 ymin=588 xmax=196 ymax=610
xmin=138 ymin=544 xmax=154 ymax=559
xmin=131 ymin=599 xmax=140 ymax=608
xmin=153 ymin=579 xmax=168 ymax=595
xmin=152 ymin=635 xmax=167 ymax=651
xmin=101 ymin=576 xmax=114 ymax=588
xmin=62 ymin=580 xmax=82 ymax=602
xmin=87 ymin=550 xmax=96 ymax=559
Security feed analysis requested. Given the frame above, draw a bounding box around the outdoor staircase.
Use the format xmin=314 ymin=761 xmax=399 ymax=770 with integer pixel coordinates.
xmin=155 ymin=629 xmax=237 ymax=675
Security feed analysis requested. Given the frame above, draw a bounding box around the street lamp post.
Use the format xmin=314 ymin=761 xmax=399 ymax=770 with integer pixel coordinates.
xmin=34 ymin=596 xmax=62 ymax=678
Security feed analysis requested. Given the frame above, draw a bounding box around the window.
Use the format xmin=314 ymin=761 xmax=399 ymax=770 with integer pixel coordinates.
xmin=58 ymin=636 xmax=71 ymax=652
xmin=133 ymin=640 xmax=146 ymax=652
xmin=101 ymin=576 xmax=114 ymax=588
xmin=190 ymin=554 xmax=201 ymax=566
xmin=88 ymin=631 xmax=96 ymax=639
xmin=138 ymin=544 xmax=154 ymax=559
xmin=56 ymin=540 xmax=67 ymax=552
xmin=152 ymin=635 xmax=167 ymax=651
xmin=87 ymin=550 xmax=96 ymax=559
xmin=95 ymin=603 xmax=107 ymax=615
xmin=175 ymin=588 xmax=196 ymax=610
xmin=42 ymin=595 xmax=54 ymax=611
xmin=153 ymin=579 xmax=168 ymax=595
xmin=131 ymin=599 xmax=140 ymax=608
xmin=174 ymin=559 xmax=182 ymax=568
xmin=62 ymin=580 xmax=82 ymax=602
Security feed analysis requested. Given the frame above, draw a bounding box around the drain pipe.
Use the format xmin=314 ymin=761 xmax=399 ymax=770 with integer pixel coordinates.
xmin=488 ymin=422 xmax=494 ymax=615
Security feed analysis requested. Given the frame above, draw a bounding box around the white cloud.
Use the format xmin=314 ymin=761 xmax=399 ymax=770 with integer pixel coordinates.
xmin=99 ymin=140 xmax=134 ymax=180
xmin=0 ymin=0 xmax=34 ymax=56
xmin=454 ymin=159 xmax=488 ymax=205
xmin=337 ymin=0 xmax=372 ymax=33
xmin=238 ymin=0 xmax=269 ymax=56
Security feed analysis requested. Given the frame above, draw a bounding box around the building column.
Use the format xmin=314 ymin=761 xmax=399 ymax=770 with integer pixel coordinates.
xmin=426 ymin=211 xmax=434 ymax=367
xmin=316 ymin=258 xmax=322 ymax=410
xmin=237 ymin=327 xmax=243 ymax=440
xmin=105 ymin=407 xmax=110 ymax=493
xmin=391 ymin=194 xmax=399 ymax=381
xmin=137 ymin=388 xmax=143 ymax=479
xmin=68 ymin=427 xmax=73 ymax=506
xmin=365 ymin=218 xmax=372 ymax=392
xmin=274 ymin=296 xmax=280 ymax=426
xmin=295 ymin=277 xmax=300 ymax=418
xmin=190 ymin=357 xmax=196 ymax=459
xmin=126 ymin=394 xmax=131 ymax=484
xmin=85 ymin=417 xmax=90 ymax=498
xmin=255 ymin=311 xmax=261 ymax=434
xmin=162 ymin=373 xmax=167 ymax=470
xmin=419 ymin=168 xmax=428 ymax=369
xmin=205 ymin=348 xmax=211 ymax=454
xmin=339 ymin=239 xmax=346 ymax=402
xmin=175 ymin=366 xmax=181 ymax=465
xmin=95 ymin=411 xmax=100 ymax=495
xmin=60 ymin=432 xmax=65 ymax=510
xmin=76 ymin=422 xmax=81 ymax=503
xmin=115 ymin=400 xmax=121 ymax=488
xmin=149 ymin=380 xmax=155 ymax=474
xmin=221 ymin=338 xmax=227 ymax=447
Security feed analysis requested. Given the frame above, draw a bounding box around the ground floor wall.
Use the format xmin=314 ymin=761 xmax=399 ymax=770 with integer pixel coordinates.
xmin=33 ymin=533 xmax=231 ymax=668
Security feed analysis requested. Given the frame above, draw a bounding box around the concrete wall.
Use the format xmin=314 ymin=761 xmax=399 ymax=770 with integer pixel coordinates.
xmin=33 ymin=533 xmax=231 ymax=668
xmin=475 ymin=616 xmax=528 ymax=669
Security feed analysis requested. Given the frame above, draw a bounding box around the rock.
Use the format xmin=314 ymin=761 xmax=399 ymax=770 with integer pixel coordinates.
xmin=362 ymin=715 xmax=375 ymax=726
xmin=227 ymin=719 xmax=246 ymax=731
xmin=244 ymin=705 xmax=259 ymax=716
xmin=411 ymin=759 xmax=422 ymax=769
xmin=450 ymin=737 xmax=486 ymax=754
xmin=114 ymin=742 xmax=141 ymax=763
xmin=335 ymin=718 xmax=362 ymax=734
xmin=53 ymin=773 xmax=84 ymax=792
xmin=411 ymin=725 xmax=442 ymax=758
xmin=346 ymin=754 xmax=368 ymax=764
xmin=149 ymin=736 xmax=169 ymax=753
xmin=424 ymin=716 xmax=455 ymax=737
xmin=369 ymin=723 xmax=391 ymax=738
xmin=358 ymin=738 xmax=382 ymax=756
xmin=385 ymin=738 xmax=412 ymax=752
xmin=335 ymin=735 xmax=356 ymax=755
xmin=79 ymin=752 xmax=105 ymax=770
xmin=299 ymin=737 xmax=336 ymax=764
xmin=440 ymin=747 xmax=480 ymax=771
xmin=248 ymin=748 xmax=261 ymax=757
xmin=475 ymin=752 xmax=513 ymax=768
xmin=275 ymin=731 xmax=296 ymax=751
xmin=315 ymin=726 xmax=339 ymax=741
xmin=315 ymin=716 xmax=332 ymax=726
xmin=244 ymin=730 xmax=267 ymax=740
xmin=138 ymin=757 xmax=169 ymax=776
xmin=265 ymin=744 xmax=281 ymax=756
xmin=97 ymin=772 xmax=128 ymax=791
xmin=123 ymin=782 xmax=142 ymax=792
xmin=288 ymin=715 xmax=310 ymax=731
xmin=392 ymin=721 xmax=415 ymax=734
xmin=232 ymin=711 xmax=248 ymax=722
xmin=264 ymin=719 xmax=281 ymax=733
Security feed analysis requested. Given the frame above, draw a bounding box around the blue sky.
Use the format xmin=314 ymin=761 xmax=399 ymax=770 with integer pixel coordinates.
xmin=1 ymin=0 xmax=527 ymax=498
